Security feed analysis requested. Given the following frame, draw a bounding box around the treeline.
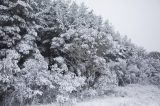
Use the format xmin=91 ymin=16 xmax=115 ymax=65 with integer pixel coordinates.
xmin=0 ymin=0 xmax=160 ymax=106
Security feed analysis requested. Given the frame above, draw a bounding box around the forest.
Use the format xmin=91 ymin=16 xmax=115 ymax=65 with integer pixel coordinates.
xmin=0 ymin=0 xmax=160 ymax=106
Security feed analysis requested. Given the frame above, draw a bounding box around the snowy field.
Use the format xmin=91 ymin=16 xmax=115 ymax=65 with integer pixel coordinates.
xmin=32 ymin=84 xmax=160 ymax=106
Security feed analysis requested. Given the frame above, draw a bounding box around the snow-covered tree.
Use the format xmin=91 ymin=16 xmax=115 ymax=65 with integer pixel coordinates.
xmin=50 ymin=27 xmax=117 ymax=90
xmin=50 ymin=56 xmax=86 ymax=103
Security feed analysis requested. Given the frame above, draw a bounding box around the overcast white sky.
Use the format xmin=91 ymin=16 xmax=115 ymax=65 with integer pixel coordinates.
xmin=75 ymin=0 xmax=160 ymax=52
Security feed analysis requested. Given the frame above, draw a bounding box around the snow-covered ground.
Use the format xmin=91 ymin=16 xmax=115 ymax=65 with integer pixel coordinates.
xmin=33 ymin=84 xmax=160 ymax=106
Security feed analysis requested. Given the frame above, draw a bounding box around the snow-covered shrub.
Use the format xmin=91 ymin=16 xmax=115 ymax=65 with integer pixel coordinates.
xmin=0 ymin=49 xmax=54 ymax=106
xmin=90 ymin=56 xmax=118 ymax=94
xmin=0 ymin=50 xmax=20 ymax=94
xmin=51 ymin=56 xmax=86 ymax=103
xmin=80 ymin=88 xmax=98 ymax=99
xmin=109 ymin=59 xmax=127 ymax=86
xmin=146 ymin=58 xmax=160 ymax=85
xmin=52 ymin=72 xmax=85 ymax=104
xmin=94 ymin=75 xmax=117 ymax=95
xmin=20 ymin=49 xmax=54 ymax=104
xmin=56 ymin=94 xmax=69 ymax=104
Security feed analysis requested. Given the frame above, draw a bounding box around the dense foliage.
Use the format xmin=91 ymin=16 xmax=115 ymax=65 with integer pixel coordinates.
xmin=0 ymin=0 xmax=160 ymax=105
